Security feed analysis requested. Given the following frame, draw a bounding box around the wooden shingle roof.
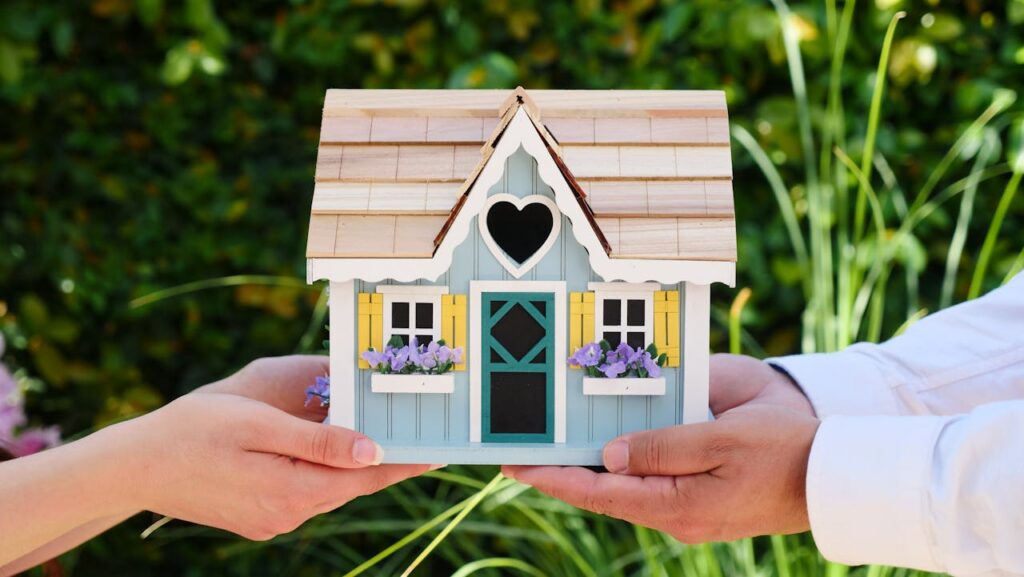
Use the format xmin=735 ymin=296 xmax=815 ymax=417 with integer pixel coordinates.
xmin=307 ymin=88 xmax=735 ymax=262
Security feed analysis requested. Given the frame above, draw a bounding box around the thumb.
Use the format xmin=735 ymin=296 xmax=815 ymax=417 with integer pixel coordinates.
xmin=247 ymin=404 xmax=384 ymax=468
xmin=603 ymin=422 xmax=726 ymax=476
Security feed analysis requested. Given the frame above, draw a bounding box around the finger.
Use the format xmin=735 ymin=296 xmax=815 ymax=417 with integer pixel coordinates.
xmin=245 ymin=405 xmax=383 ymax=468
xmin=200 ymin=355 xmax=330 ymax=421
xmin=303 ymin=463 xmax=437 ymax=514
xmin=505 ymin=466 xmax=682 ymax=523
xmin=604 ymin=422 xmax=729 ymax=476
xmin=708 ymin=354 xmax=764 ymax=415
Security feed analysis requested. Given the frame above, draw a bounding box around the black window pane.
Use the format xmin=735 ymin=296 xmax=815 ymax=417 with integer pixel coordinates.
xmin=392 ymin=302 xmax=409 ymax=329
xmin=626 ymin=331 xmax=645 ymax=349
xmin=414 ymin=335 xmax=433 ymax=347
xmin=603 ymin=331 xmax=621 ymax=348
xmin=490 ymin=300 xmax=506 ymax=315
xmin=415 ymin=302 xmax=433 ymax=329
xmin=530 ymin=300 xmax=547 ymax=315
xmin=627 ymin=299 xmax=645 ymax=326
xmin=490 ymin=348 xmax=504 ymax=363
xmin=492 ymin=303 xmax=545 ymax=360
xmin=490 ymin=372 xmax=546 ymax=434
xmin=603 ymin=299 xmax=621 ymax=326
xmin=530 ymin=348 xmax=546 ymax=364
xmin=396 ymin=334 xmax=410 ymax=346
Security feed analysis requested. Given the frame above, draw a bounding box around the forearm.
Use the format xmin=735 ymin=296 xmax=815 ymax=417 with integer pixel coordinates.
xmin=0 ymin=513 xmax=135 ymax=577
xmin=0 ymin=420 xmax=143 ymax=566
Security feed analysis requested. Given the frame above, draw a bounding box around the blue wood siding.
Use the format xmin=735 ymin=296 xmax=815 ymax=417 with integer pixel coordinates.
xmin=352 ymin=147 xmax=687 ymax=450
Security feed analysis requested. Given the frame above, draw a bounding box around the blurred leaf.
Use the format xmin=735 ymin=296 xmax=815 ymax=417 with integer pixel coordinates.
xmin=0 ymin=39 xmax=21 ymax=84
xmin=136 ymin=0 xmax=163 ymax=27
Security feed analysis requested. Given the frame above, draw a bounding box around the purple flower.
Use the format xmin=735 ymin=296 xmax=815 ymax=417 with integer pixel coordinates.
xmin=599 ymin=361 xmax=626 ymax=378
xmin=3 ymin=426 xmax=61 ymax=458
xmin=641 ymin=352 xmax=662 ymax=378
xmin=304 ymin=375 xmax=331 ymax=407
xmin=0 ymin=365 xmax=24 ymax=440
xmin=389 ymin=346 xmax=410 ymax=372
xmin=360 ymin=349 xmax=388 ymax=370
xmin=451 ymin=347 xmax=464 ymax=365
xmin=419 ymin=352 xmax=437 ymax=370
xmin=569 ymin=342 xmax=602 ymax=367
xmin=436 ymin=345 xmax=453 ymax=363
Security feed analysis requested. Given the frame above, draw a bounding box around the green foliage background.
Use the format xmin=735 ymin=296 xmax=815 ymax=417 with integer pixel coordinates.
xmin=1 ymin=0 xmax=1022 ymax=575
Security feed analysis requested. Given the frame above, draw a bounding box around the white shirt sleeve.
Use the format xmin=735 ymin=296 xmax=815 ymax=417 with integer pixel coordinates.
xmin=806 ymin=402 xmax=1024 ymax=575
xmin=766 ymin=273 xmax=1024 ymax=575
xmin=769 ymin=272 xmax=1024 ymax=419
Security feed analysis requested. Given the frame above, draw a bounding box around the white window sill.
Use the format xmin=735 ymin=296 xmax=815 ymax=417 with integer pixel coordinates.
xmin=371 ymin=373 xmax=455 ymax=394
xmin=582 ymin=376 xmax=665 ymax=396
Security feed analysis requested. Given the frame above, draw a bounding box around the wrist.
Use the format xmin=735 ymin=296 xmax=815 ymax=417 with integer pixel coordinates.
xmin=78 ymin=417 xmax=155 ymax=516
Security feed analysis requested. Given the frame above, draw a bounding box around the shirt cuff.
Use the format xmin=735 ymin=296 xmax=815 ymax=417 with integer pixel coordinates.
xmin=806 ymin=415 xmax=949 ymax=571
xmin=767 ymin=349 xmax=902 ymax=418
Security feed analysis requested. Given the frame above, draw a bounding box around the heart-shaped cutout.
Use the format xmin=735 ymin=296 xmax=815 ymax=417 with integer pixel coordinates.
xmin=479 ymin=194 xmax=561 ymax=278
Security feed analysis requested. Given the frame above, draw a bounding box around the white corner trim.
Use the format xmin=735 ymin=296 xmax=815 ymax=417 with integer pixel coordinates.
xmin=375 ymin=285 xmax=449 ymax=295
xmin=304 ymin=107 xmax=737 ymax=287
xmin=682 ymin=282 xmax=711 ymax=424
xmin=583 ymin=377 xmax=666 ymax=396
xmin=478 ymin=193 xmax=561 ymax=279
xmin=470 ymin=280 xmax=567 ymax=443
xmin=327 ymin=280 xmax=355 ymax=429
xmin=371 ymin=373 xmax=454 ymax=394
xmin=587 ymin=282 xmax=661 ymax=292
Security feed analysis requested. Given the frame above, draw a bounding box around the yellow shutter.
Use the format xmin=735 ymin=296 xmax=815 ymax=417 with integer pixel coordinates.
xmin=441 ymin=294 xmax=467 ymax=371
xmin=357 ymin=293 xmax=384 ymax=368
xmin=653 ymin=290 xmax=680 ymax=367
xmin=569 ymin=291 xmax=595 ymax=362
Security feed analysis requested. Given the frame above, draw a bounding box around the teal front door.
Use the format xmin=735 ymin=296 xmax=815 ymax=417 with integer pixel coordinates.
xmin=481 ymin=292 xmax=555 ymax=443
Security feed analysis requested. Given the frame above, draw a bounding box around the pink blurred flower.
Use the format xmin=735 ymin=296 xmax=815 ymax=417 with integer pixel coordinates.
xmin=0 ymin=333 xmax=61 ymax=457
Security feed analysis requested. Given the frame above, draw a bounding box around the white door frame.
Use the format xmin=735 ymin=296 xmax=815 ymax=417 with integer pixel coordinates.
xmin=469 ymin=280 xmax=567 ymax=443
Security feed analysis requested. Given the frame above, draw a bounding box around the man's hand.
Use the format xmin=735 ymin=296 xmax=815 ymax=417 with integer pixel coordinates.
xmin=504 ymin=405 xmax=818 ymax=542
xmin=503 ymin=354 xmax=821 ymax=543
xmin=708 ymin=353 xmax=815 ymax=417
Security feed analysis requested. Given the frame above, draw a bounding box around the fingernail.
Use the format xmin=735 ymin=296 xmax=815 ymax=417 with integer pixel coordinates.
xmin=604 ymin=440 xmax=629 ymax=473
xmin=353 ymin=438 xmax=383 ymax=466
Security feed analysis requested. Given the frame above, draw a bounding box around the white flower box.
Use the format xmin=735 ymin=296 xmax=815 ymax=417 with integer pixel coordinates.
xmin=582 ymin=376 xmax=665 ymax=396
xmin=371 ymin=373 xmax=455 ymax=394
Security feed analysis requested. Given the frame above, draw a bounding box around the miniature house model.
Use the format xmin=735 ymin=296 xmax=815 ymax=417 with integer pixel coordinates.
xmin=306 ymin=88 xmax=736 ymax=464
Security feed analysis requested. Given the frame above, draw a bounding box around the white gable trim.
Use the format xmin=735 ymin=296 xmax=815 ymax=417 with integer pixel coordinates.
xmin=308 ymin=107 xmax=735 ymax=286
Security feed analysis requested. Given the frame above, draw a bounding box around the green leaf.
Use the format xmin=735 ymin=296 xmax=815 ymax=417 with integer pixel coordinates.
xmin=598 ymin=340 xmax=610 ymax=352
xmin=645 ymin=343 xmax=658 ymax=356
xmin=657 ymin=353 xmax=668 ymax=367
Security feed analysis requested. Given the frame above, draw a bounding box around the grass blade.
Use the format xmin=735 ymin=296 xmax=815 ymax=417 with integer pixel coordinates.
xmin=968 ymin=169 xmax=1024 ymax=298
xmin=130 ymin=274 xmax=309 ymax=309
xmin=400 ymin=473 xmax=506 ymax=577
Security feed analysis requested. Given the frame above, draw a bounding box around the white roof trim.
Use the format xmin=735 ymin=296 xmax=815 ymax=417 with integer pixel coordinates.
xmin=307 ymin=108 xmax=736 ymax=287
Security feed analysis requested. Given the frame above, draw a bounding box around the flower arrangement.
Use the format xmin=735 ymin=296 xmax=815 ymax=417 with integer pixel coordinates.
xmin=0 ymin=334 xmax=61 ymax=459
xmin=361 ymin=337 xmax=464 ymax=375
xmin=568 ymin=341 xmax=668 ymax=379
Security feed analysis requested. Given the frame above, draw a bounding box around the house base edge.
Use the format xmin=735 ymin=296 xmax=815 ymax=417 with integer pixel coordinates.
xmin=378 ymin=442 xmax=604 ymax=466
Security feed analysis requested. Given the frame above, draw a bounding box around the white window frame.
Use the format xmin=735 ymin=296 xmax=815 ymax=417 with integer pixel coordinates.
xmin=376 ymin=285 xmax=447 ymax=348
xmin=589 ymin=282 xmax=658 ymax=349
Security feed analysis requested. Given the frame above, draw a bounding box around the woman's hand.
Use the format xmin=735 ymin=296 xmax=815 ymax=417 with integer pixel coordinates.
xmin=0 ymin=355 xmax=432 ymax=572
xmin=123 ymin=391 xmax=431 ymax=541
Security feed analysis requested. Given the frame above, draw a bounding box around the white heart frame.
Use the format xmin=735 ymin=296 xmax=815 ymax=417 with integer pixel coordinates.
xmin=479 ymin=193 xmax=561 ymax=279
